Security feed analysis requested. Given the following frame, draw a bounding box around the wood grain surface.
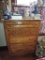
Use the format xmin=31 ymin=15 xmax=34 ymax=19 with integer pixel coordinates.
xmin=4 ymin=20 xmax=41 ymax=56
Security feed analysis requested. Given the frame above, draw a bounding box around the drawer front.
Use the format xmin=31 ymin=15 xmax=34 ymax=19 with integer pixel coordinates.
xmin=4 ymin=20 xmax=40 ymax=28
xmin=6 ymin=27 xmax=39 ymax=37
xmin=9 ymin=43 xmax=36 ymax=55
xmin=9 ymin=36 xmax=37 ymax=45
xmin=4 ymin=20 xmax=40 ymax=25
xmin=8 ymin=36 xmax=37 ymax=55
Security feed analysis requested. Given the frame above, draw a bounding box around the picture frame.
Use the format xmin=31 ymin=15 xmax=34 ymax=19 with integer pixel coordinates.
xmin=18 ymin=8 xmax=25 ymax=16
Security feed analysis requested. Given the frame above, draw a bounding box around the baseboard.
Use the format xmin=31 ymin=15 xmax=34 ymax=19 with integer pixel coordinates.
xmin=0 ymin=46 xmax=8 ymax=51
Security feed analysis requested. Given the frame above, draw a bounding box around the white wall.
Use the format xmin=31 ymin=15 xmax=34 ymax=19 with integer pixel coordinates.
xmin=0 ymin=23 xmax=7 ymax=46
xmin=17 ymin=0 xmax=37 ymax=6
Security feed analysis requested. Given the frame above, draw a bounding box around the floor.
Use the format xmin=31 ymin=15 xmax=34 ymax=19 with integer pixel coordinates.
xmin=0 ymin=49 xmax=36 ymax=60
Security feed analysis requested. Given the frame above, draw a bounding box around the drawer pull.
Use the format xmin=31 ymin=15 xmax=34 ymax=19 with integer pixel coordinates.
xmin=18 ymin=22 xmax=22 ymax=24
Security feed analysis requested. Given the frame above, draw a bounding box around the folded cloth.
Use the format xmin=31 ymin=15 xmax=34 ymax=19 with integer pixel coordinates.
xmin=36 ymin=57 xmax=45 ymax=60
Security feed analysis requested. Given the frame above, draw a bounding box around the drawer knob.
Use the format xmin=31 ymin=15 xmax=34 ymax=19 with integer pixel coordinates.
xmin=18 ymin=22 xmax=22 ymax=24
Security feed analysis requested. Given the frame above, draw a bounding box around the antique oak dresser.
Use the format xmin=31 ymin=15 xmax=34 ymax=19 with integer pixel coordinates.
xmin=4 ymin=20 xmax=41 ymax=57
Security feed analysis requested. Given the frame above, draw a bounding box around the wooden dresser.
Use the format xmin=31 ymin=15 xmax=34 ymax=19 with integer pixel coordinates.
xmin=4 ymin=20 xmax=41 ymax=56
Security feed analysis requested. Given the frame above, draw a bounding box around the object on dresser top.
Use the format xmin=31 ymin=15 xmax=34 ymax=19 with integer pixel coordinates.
xmin=11 ymin=13 xmax=23 ymax=20
xmin=29 ymin=13 xmax=41 ymax=20
xmin=34 ymin=14 xmax=41 ymax=20
xmin=3 ymin=11 xmax=11 ymax=20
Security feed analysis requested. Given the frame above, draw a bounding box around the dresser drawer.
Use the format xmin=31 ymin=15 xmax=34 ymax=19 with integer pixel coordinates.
xmin=9 ymin=43 xmax=36 ymax=56
xmin=4 ymin=20 xmax=40 ymax=28
xmin=8 ymin=36 xmax=37 ymax=55
xmin=7 ymin=27 xmax=39 ymax=37
xmin=9 ymin=36 xmax=37 ymax=44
